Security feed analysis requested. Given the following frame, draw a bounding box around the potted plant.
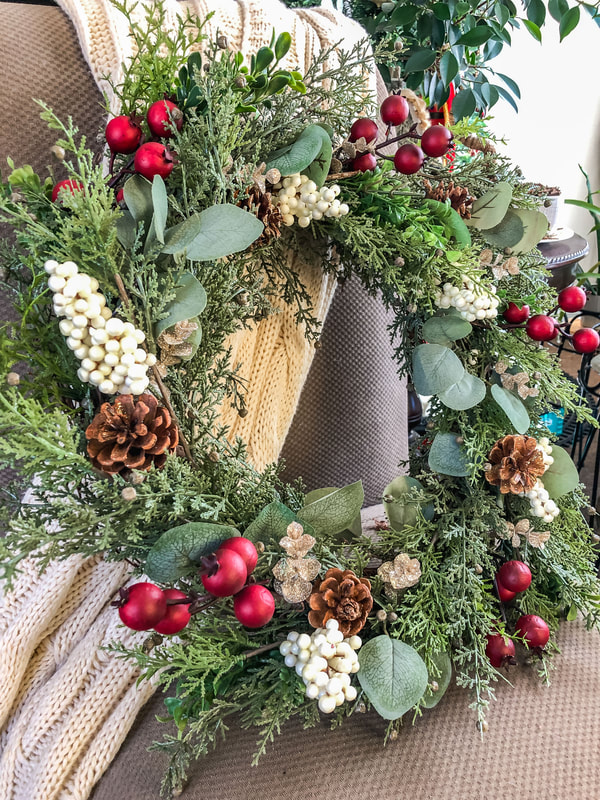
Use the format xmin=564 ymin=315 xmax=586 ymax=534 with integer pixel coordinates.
xmin=527 ymin=182 xmax=562 ymax=233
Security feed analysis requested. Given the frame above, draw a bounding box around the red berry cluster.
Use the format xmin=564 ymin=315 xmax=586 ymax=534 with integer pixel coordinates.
xmin=503 ymin=286 xmax=598 ymax=354
xmin=347 ymin=95 xmax=454 ymax=176
xmin=116 ymin=537 xmax=275 ymax=635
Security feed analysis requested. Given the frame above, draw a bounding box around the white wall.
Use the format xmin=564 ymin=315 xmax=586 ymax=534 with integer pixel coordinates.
xmin=488 ymin=14 xmax=600 ymax=267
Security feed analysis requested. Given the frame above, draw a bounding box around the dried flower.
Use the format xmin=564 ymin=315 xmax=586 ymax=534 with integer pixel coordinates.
xmin=502 ymin=518 xmax=550 ymax=549
xmin=378 ymin=553 xmax=421 ymax=591
xmin=272 ymin=521 xmax=321 ymax=603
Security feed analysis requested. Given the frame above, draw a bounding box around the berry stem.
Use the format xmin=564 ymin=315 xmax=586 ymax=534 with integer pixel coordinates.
xmin=242 ymin=641 xmax=283 ymax=659
xmin=107 ymin=158 xmax=135 ymax=189
xmin=374 ymin=123 xmax=420 ymax=154
xmin=493 ymin=577 xmax=508 ymax=624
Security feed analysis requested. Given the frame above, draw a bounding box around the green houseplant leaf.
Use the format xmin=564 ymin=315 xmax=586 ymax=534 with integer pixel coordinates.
xmin=298 ymin=481 xmax=364 ymax=539
xmin=357 ymin=636 xmax=429 ymax=720
xmin=421 ymin=651 xmax=452 ymax=709
xmin=438 ymin=371 xmax=486 ymax=410
xmin=428 ymin=433 xmax=470 ymax=476
xmin=383 ymin=476 xmax=435 ymax=529
xmin=163 ymin=204 xmax=263 ymax=260
xmin=412 ymin=344 xmax=465 ymax=396
xmin=542 ymin=445 xmax=580 ymax=498
xmin=490 ymin=384 xmax=530 ymax=434
xmin=466 ymin=182 xmax=513 ymax=230
xmin=422 ymin=313 xmax=472 ymax=345
xmin=145 ymin=522 xmax=240 ymax=583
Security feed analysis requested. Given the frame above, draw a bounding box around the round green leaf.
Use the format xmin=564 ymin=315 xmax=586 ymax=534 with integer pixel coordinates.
xmin=298 ymin=480 xmax=364 ymax=539
xmin=508 ymin=208 xmax=548 ymax=253
xmin=162 ymin=204 xmax=264 ymax=260
xmin=438 ymin=371 xmax=486 ymax=410
xmin=383 ymin=476 xmax=435 ymax=529
xmin=421 ymin=651 xmax=452 ymax=709
xmin=490 ymin=384 xmax=530 ymax=434
xmin=145 ymin=522 xmax=241 ymax=583
xmin=357 ymin=636 xmax=429 ymax=720
xmin=466 ymin=182 xmax=513 ymax=230
xmin=422 ymin=314 xmax=472 ymax=345
xmin=482 ymin=209 xmax=525 ymax=248
xmin=542 ymin=445 xmax=579 ymax=498
xmin=428 ymin=432 xmax=470 ymax=476
xmin=412 ymin=344 xmax=465 ymax=396
xmin=154 ymin=272 xmax=207 ymax=340
xmin=123 ymin=174 xmax=153 ymax=228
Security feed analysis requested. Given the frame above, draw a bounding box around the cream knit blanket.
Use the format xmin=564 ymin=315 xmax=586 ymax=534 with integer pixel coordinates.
xmin=0 ymin=3 xmax=378 ymax=799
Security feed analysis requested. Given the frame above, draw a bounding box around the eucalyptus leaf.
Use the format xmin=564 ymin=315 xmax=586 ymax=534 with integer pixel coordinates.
xmin=508 ymin=208 xmax=548 ymax=252
xmin=266 ymin=124 xmax=328 ymax=176
xmin=298 ymin=480 xmax=364 ymax=539
xmin=145 ymin=522 xmax=240 ymax=583
xmin=151 ymin=175 xmax=168 ymax=244
xmin=244 ymin=501 xmax=313 ymax=543
xmin=481 ymin=209 xmax=524 ymax=248
xmin=421 ymin=651 xmax=452 ymax=708
xmin=304 ymin=487 xmax=362 ymax=538
xmin=357 ymin=636 xmax=429 ymax=720
xmin=115 ymin=210 xmax=137 ymax=251
xmin=154 ymin=272 xmax=207 ymax=340
xmin=123 ymin=174 xmax=153 ymax=228
xmin=428 ymin=433 xmax=470 ymax=476
xmin=163 ymin=204 xmax=263 ymax=261
xmin=438 ymin=371 xmax=486 ymax=410
xmin=541 ymin=445 xmax=580 ymax=498
xmin=383 ymin=476 xmax=434 ymax=529
xmin=490 ymin=384 xmax=530 ymax=434
xmin=422 ymin=314 xmax=472 ymax=345
xmin=466 ymin=182 xmax=513 ymax=229
xmin=302 ymin=129 xmax=333 ymax=189
xmin=412 ymin=344 xmax=465 ymax=396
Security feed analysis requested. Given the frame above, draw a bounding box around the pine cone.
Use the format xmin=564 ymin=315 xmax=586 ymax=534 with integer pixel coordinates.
xmin=459 ymin=134 xmax=496 ymax=155
xmin=484 ymin=434 xmax=545 ymax=494
xmin=423 ymin=179 xmax=474 ymax=218
xmin=85 ymin=393 xmax=179 ymax=475
xmin=239 ymin=185 xmax=282 ymax=244
xmin=308 ymin=568 xmax=373 ymax=636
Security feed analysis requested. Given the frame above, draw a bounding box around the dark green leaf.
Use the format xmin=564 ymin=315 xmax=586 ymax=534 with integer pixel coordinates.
xmin=494 ymin=2 xmax=511 ymax=25
xmin=428 ymin=433 xmax=470 ymax=476
xmin=451 ymin=87 xmax=477 ymax=120
xmin=303 ymin=129 xmax=333 ymax=189
xmin=404 ymin=48 xmax=437 ymax=72
xmin=560 ymin=6 xmax=580 ymax=39
xmin=494 ymin=84 xmax=519 ymax=112
xmin=495 ymin=72 xmax=521 ymax=99
xmin=151 ymin=175 xmax=168 ymax=244
xmin=405 ymin=71 xmax=425 ymax=90
xmin=303 ymin=487 xmax=362 ymax=539
xmin=254 ymin=47 xmax=274 ymax=73
xmin=440 ymin=51 xmax=459 ymax=88
xmin=390 ymin=3 xmax=419 ymax=25
xmin=145 ymin=522 xmax=241 ymax=583
xmin=521 ymin=18 xmax=542 ymax=41
xmin=433 ymin=2 xmax=451 ymax=19
xmin=541 ymin=445 xmax=580 ymax=498
xmin=482 ymin=209 xmax=525 ymax=248
xmin=412 ymin=343 xmax=465 ymax=396
xmin=268 ymin=75 xmax=291 ymax=94
xmin=483 ymin=39 xmax=504 ymax=60
xmin=481 ymin=83 xmax=500 ymax=107
xmin=457 ymin=25 xmax=494 ymax=46
xmin=244 ymin=501 xmax=311 ymax=543
xmin=298 ymin=481 xmax=364 ymax=539
xmin=527 ymin=0 xmax=546 ymax=27
xmin=115 ymin=210 xmax=136 ymax=251
xmin=275 ymin=32 xmax=292 ymax=60
xmin=383 ymin=476 xmax=435 ymax=529
xmin=490 ymin=384 xmax=530 ymax=433
xmin=549 ymin=0 xmax=568 ymax=19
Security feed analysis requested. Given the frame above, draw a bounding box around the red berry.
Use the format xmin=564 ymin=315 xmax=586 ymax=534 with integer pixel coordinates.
xmin=51 ymin=179 xmax=84 ymax=203
xmin=154 ymin=588 xmax=191 ymax=635
xmin=201 ymin=548 xmax=247 ymax=597
xmin=420 ymin=125 xmax=454 ymax=158
xmin=496 ymin=579 xmax=516 ymax=603
xmin=558 ymin=285 xmax=587 ymax=313
xmin=116 ymin=188 xmax=124 ymax=204
xmin=105 ymin=115 xmax=142 ymax=154
xmin=503 ymin=302 xmax=530 ymax=324
xmin=485 ymin=632 xmax=516 ymax=668
xmin=217 ymin=537 xmax=258 ymax=575
xmin=353 ymin=152 xmax=377 ymax=172
xmin=496 ymin=560 xmax=532 ymax=593
xmin=349 ymin=118 xmax=378 ymax=143
xmin=134 ymin=142 xmax=174 ymax=181
xmin=572 ymin=327 xmax=600 ymax=354
xmin=118 ymin=582 xmax=167 ymax=631
xmin=147 ymin=99 xmax=183 ymax=139
xmin=394 ymin=143 xmax=425 ymax=175
xmin=380 ymin=95 xmax=410 ymax=126
xmin=525 ymin=314 xmax=557 ymax=342
xmin=515 ymin=614 xmax=550 ymax=649
xmin=233 ymin=584 xmax=275 ymax=628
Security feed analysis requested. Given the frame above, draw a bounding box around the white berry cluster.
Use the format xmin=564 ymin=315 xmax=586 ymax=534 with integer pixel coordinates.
xmin=525 ymin=440 xmax=559 ymax=522
xmin=434 ymin=279 xmax=499 ymax=322
xmin=279 ymin=619 xmax=360 ymax=714
xmin=272 ymin=174 xmax=349 ymax=229
xmin=44 ymin=260 xmax=156 ymax=396
xmin=537 ymin=437 xmax=554 ymax=470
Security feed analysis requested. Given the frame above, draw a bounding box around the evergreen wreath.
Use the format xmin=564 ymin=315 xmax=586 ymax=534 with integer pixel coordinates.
xmin=1 ymin=3 xmax=599 ymax=796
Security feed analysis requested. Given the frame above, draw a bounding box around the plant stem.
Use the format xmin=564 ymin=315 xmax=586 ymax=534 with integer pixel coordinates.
xmin=242 ymin=641 xmax=282 ymax=659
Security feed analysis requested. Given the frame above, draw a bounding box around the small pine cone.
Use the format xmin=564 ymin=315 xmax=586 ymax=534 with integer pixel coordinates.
xmin=484 ymin=434 xmax=545 ymax=494
xmin=85 ymin=393 xmax=179 ymax=475
xmin=459 ymin=134 xmax=496 ymax=155
xmin=239 ymin=185 xmax=282 ymax=244
xmin=308 ymin=567 xmax=373 ymax=636
xmin=423 ymin=179 xmax=473 ymax=218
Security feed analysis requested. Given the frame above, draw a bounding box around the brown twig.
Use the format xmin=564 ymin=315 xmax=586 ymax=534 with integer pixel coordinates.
xmin=242 ymin=641 xmax=282 ymax=659
xmin=327 ymin=170 xmax=361 ymax=181
xmin=113 ymin=273 xmax=196 ymax=465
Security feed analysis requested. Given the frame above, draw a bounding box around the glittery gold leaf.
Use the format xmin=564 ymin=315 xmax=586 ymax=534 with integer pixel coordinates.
xmin=492 ymin=256 xmax=520 ymax=280
xmin=377 ymin=553 xmax=421 ymax=590
xmin=502 ymin=518 xmax=550 ymax=549
xmin=273 ymin=556 xmax=321 ymax=603
xmin=279 ymin=521 xmax=316 ymax=558
xmin=494 ymin=361 xmax=539 ymax=399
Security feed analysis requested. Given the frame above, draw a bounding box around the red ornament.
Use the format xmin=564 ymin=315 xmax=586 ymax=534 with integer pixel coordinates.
xmin=503 ymin=302 xmax=530 ymax=324
xmin=420 ymin=125 xmax=454 ymax=158
xmin=147 ymin=99 xmax=183 ymax=139
xmin=349 ymin=118 xmax=379 ymax=143
xmin=217 ymin=537 xmax=258 ymax=575
xmin=353 ymin=152 xmax=377 ymax=172
xmin=380 ymin=95 xmax=410 ymax=126
xmin=51 ymin=179 xmax=84 ymax=203
xmin=394 ymin=143 xmax=425 ymax=175
xmin=233 ymin=584 xmax=275 ymax=628
xmin=201 ymin=548 xmax=247 ymax=597
xmin=154 ymin=588 xmax=191 ymax=635
xmin=485 ymin=632 xmax=516 ymax=668
xmin=525 ymin=314 xmax=556 ymax=342
xmin=496 ymin=579 xmax=516 ymax=603
xmin=515 ymin=614 xmax=550 ymax=649
xmin=105 ymin=115 xmax=143 ymax=154
xmin=118 ymin=582 xmax=167 ymax=631
xmin=134 ymin=142 xmax=174 ymax=181
xmin=558 ymin=285 xmax=587 ymax=313
xmin=572 ymin=327 xmax=600 ymax=354
xmin=496 ymin=560 xmax=532 ymax=593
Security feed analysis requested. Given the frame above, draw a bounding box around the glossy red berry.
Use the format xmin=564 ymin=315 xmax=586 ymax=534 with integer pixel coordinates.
xmin=572 ymin=327 xmax=600 ymax=354
xmin=394 ymin=143 xmax=425 ymax=175
xmin=118 ymin=582 xmax=167 ymax=631
xmin=497 ymin=560 xmax=532 ymax=593
xmin=485 ymin=632 xmax=516 ymax=668
xmin=233 ymin=584 xmax=275 ymax=628
xmin=420 ymin=125 xmax=454 ymax=158
xmin=147 ymin=99 xmax=183 ymax=139
xmin=353 ymin=152 xmax=377 ymax=172
xmin=154 ymin=588 xmax=191 ymax=635
xmin=496 ymin=580 xmax=516 ymax=603
xmin=116 ymin=188 xmax=124 ymax=204
xmin=51 ymin=179 xmax=84 ymax=203
xmin=134 ymin=142 xmax=174 ymax=181
xmin=558 ymin=285 xmax=587 ymax=313
xmin=525 ymin=314 xmax=557 ymax=342
xmin=349 ymin=118 xmax=378 ymax=143
xmin=515 ymin=614 xmax=550 ymax=649
xmin=217 ymin=537 xmax=258 ymax=575
xmin=503 ymin=302 xmax=530 ymax=324
xmin=380 ymin=95 xmax=410 ymax=126
xmin=105 ymin=115 xmax=142 ymax=154
xmin=201 ymin=548 xmax=247 ymax=597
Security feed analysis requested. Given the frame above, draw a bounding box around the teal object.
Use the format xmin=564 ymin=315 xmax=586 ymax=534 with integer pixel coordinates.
xmin=540 ymin=408 xmax=565 ymax=436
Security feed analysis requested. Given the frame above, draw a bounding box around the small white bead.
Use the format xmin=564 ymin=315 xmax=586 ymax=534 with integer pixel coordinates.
xmin=85 ymin=303 xmax=102 ymax=320
xmin=59 ymin=319 xmax=74 ymax=336
xmin=344 ymin=685 xmax=357 ymax=701
xmin=326 ymin=677 xmax=342 ymax=696
xmin=334 ymin=692 xmax=345 ymax=707
xmin=314 ymin=671 xmax=329 ymax=688
xmin=128 ymin=378 xmax=149 ymax=395
xmin=105 ymin=318 xmax=124 ymax=337
xmin=282 ymin=214 xmax=294 ymax=226
xmin=329 ymin=656 xmax=352 ymax=674
xmin=302 ymin=665 xmax=317 ymax=682
xmin=335 ymin=642 xmax=353 ymax=658
xmin=44 ymin=260 xmax=59 ymax=274
xmin=305 ymin=683 xmax=320 ymax=699
xmin=89 ymin=369 xmax=104 ymax=385
xmin=297 ymin=649 xmax=310 ymax=663
xmin=113 ymin=364 xmax=129 ymax=377
xmin=71 ymin=314 xmax=88 ymax=329
xmin=325 ymin=620 xmax=339 ymax=630
xmin=347 ymin=635 xmax=362 ymax=650
xmin=350 ymin=661 xmax=360 ymax=673
xmin=53 ymin=293 xmax=67 ymax=307
xmin=89 ymin=277 xmax=99 ymax=292
xmin=74 ymin=345 xmax=89 ymax=360
xmin=105 ymin=339 xmax=120 ymax=353
xmin=145 ymin=353 xmax=157 ymax=367
xmin=127 ymin=363 xmax=147 ymax=381
xmin=48 ymin=275 xmax=66 ymax=292
xmin=110 ymin=372 xmax=126 ymax=386
xmin=295 ymin=662 xmax=305 ymax=676
xmin=90 ymin=316 xmax=106 ymax=329
xmin=284 ymin=654 xmax=297 ymax=667
xmin=88 ymin=345 xmax=106 ymax=362
xmin=73 ymin=298 xmax=89 ymax=313
xmin=339 ymin=203 xmax=349 ymax=215
xmin=120 ymin=335 xmax=137 ymax=354
xmin=101 ymin=307 xmax=112 ymax=320
xmin=326 ymin=630 xmax=344 ymax=644
xmin=280 ymin=641 xmax=292 ymax=656
xmin=133 ymin=348 xmax=147 ymax=363
xmin=120 ymin=353 xmax=136 ymax=367
xmin=311 ymin=210 xmax=323 ymax=221
xmin=103 ymin=352 xmax=119 ymax=367
xmin=298 ymin=216 xmax=311 ymax=228
xmin=318 ymin=694 xmax=337 ymax=714
xmin=297 ymin=633 xmax=312 ymax=650
xmin=287 ymin=632 xmax=299 ymax=642
xmin=77 ymin=368 xmax=90 ymax=382
xmin=98 ymin=363 xmax=112 ymax=376
xmin=318 ymin=642 xmax=336 ymax=659
xmin=65 ymin=336 xmax=79 ymax=350
xmin=308 ymin=656 xmax=328 ymax=672
xmin=99 ymin=379 xmax=115 ymax=394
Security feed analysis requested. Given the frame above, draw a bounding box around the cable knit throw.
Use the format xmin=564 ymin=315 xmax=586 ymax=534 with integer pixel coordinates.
xmin=0 ymin=3 xmax=379 ymax=799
